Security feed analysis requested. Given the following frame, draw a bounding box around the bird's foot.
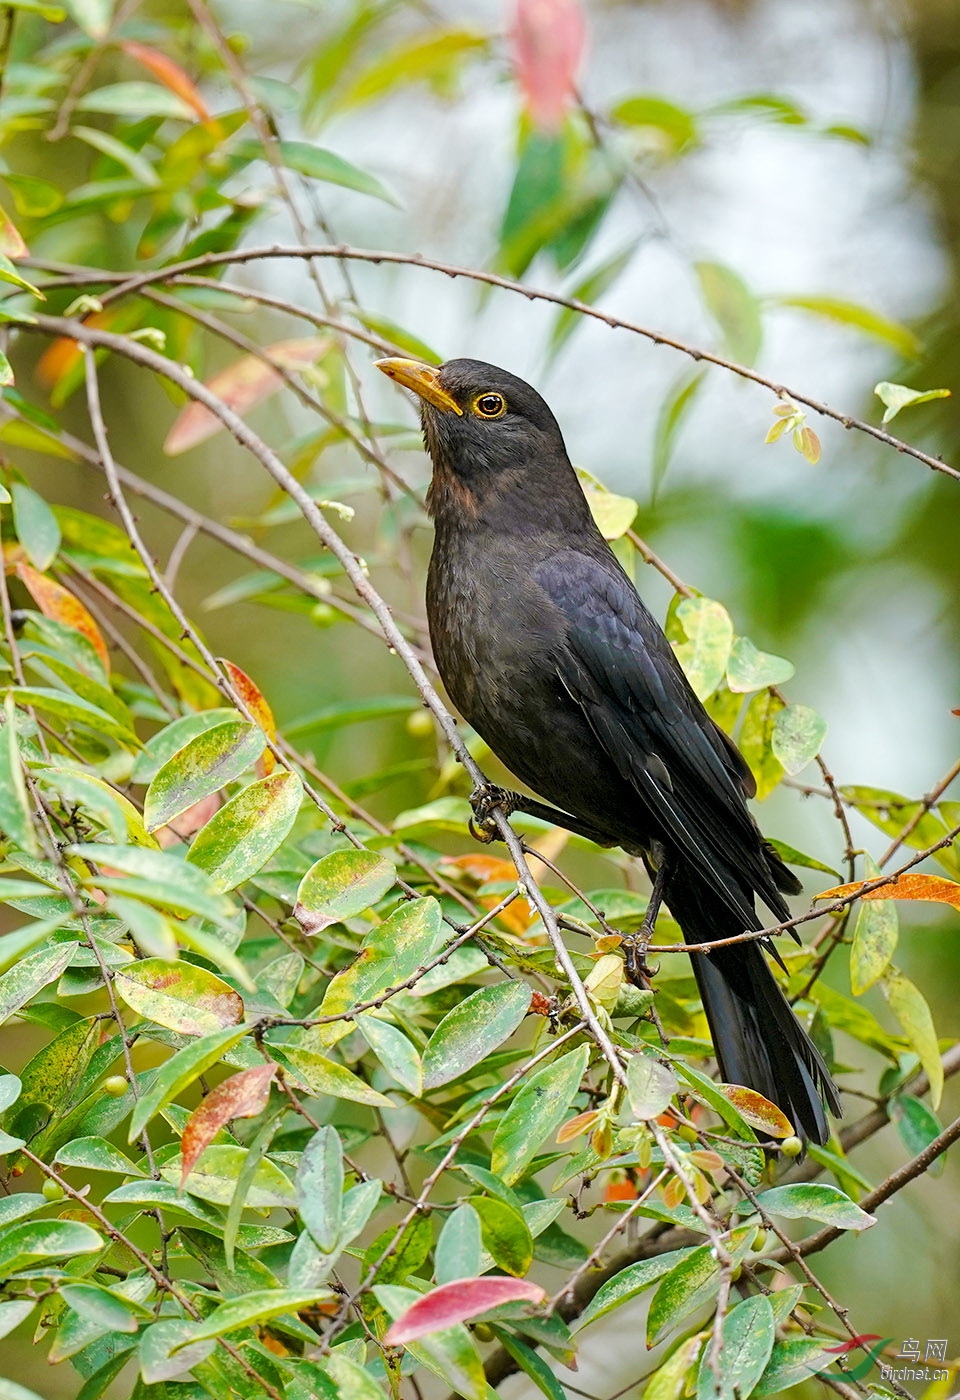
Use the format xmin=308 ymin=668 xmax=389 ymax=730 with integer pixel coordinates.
xmin=623 ymin=933 xmax=658 ymax=988
xmin=468 ymin=783 xmax=519 ymax=843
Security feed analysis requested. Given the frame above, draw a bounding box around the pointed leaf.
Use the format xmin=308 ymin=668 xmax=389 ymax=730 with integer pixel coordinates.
xmin=578 ymin=1248 xmax=699 ymax=1329
xmin=752 ymin=1183 xmax=875 ymax=1230
xmin=296 ymin=1125 xmax=343 ymax=1253
xmin=694 ymin=1294 xmax=774 ymax=1400
xmin=186 ymin=770 xmax=302 ymax=891
xmin=268 ymin=1043 xmax=393 ymax=1107
xmin=874 ymin=380 xmax=950 ymax=424
xmin=716 ymin=1085 xmax=794 ymax=1138
xmin=771 ymin=703 xmax=826 ymax=775
xmin=422 ymin=980 xmax=531 ymax=1089
xmin=882 ymin=967 xmax=943 ymax=1108
xmin=145 ymin=720 xmax=266 ymax=831
xmin=627 ymin=1053 xmax=678 ymax=1121
xmin=219 ymin=658 xmax=276 ymax=775
xmin=0 ymin=942 xmax=77 ymax=1026
xmin=176 ymin=1288 xmax=334 ymax=1346
xmin=436 ymin=1204 xmax=483 ymax=1286
xmin=374 ymin=1282 xmax=486 ymax=1400
xmin=128 ymin=1023 xmax=249 ymax=1142
xmin=850 ymin=855 xmax=898 ymax=994
xmin=180 ymin=1064 xmax=275 ymax=1189
xmin=491 ymin=1045 xmax=589 ymax=1185
xmin=385 ymin=1277 xmax=546 ymax=1345
xmin=726 ymin=636 xmax=795 ymax=693
xmin=11 ymin=484 xmax=60 ymax=571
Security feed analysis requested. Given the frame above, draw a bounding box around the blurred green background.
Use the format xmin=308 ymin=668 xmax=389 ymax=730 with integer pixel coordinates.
xmin=3 ymin=0 xmax=960 ymax=1391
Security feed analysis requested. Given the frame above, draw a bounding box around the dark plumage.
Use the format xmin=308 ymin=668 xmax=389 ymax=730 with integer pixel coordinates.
xmin=376 ymin=355 xmax=841 ymax=1144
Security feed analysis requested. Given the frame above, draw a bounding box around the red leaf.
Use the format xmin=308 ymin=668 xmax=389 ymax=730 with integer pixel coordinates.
xmin=120 ymin=40 xmax=211 ymax=122
xmin=163 ymin=338 xmax=329 ymax=455
xmin=219 ymin=658 xmax=276 ymax=776
xmin=816 ymin=872 xmax=960 ymax=909
xmin=180 ymin=1064 xmax=275 ymax=1189
xmin=16 ymin=562 xmax=110 ymax=672
xmin=510 ymin=0 xmax=586 ymax=131
xmin=384 ymin=1277 xmax=546 ymax=1345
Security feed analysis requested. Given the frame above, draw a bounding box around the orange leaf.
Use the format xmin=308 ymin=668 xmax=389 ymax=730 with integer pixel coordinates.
xmin=219 ymin=658 xmax=276 ymax=776
xmin=603 ymin=1176 xmax=638 ymax=1203
xmin=120 ymin=40 xmax=211 ymax=122
xmin=0 ymin=205 xmax=28 ymax=259
xmin=443 ymin=853 xmax=517 ymax=883
xmin=36 ymin=310 xmax=118 ymax=395
xmin=16 ymin=562 xmax=109 ymax=672
xmin=163 ymin=339 xmax=330 ymax=455
xmin=556 ymin=1109 xmax=599 ymax=1144
xmin=817 ymin=872 xmax=960 ymax=910
xmin=180 ymin=1064 xmax=275 ymax=1190
xmin=717 ymin=1084 xmax=794 ymax=1139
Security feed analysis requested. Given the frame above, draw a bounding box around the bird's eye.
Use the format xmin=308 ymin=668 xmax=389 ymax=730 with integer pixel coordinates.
xmin=473 ymin=392 xmax=506 ymax=419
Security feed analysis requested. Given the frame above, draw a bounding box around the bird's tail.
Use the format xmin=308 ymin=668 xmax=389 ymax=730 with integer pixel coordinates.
xmin=663 ymin=871 xmax=841 ymax=1146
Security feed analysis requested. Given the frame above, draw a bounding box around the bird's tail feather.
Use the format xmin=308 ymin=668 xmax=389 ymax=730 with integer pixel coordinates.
xmin=664 ymin=873 xmax=840 ymax=1146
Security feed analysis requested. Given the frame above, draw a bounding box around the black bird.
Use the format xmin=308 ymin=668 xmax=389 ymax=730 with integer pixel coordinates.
xmin=376 ymin=355 xmax=841 ymax=1144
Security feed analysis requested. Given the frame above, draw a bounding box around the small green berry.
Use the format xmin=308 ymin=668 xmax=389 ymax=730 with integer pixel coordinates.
xmin=781 ymin=1135 xmax=803 ymax=1158
xmin=104 ymin=1075 xmax=128 ymax=1097
xmin=42 ymin=1179 xmax=64 ymax=1201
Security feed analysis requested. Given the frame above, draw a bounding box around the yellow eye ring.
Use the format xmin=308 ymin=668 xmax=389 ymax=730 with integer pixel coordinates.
xmin=472 ymin=392 xmax=506 ymax=419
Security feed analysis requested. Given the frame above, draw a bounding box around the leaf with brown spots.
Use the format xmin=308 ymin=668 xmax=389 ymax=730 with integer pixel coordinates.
xmin=113 ymin=958 xmax=244 ymax=1036
xmin=16 ymin=562 xmax=109 ymax=672
xmin=717 ymin=1084 xmax=794 ymax=1138
xmin=180 ymin=1064 xmax=275 ymax=1189
xmin=816 ymin=872 xmax=960 ymax=910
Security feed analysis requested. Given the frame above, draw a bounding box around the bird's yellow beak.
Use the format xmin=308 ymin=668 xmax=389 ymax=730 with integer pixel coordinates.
xmin=374 ymin=357 xmax=463 ymax=415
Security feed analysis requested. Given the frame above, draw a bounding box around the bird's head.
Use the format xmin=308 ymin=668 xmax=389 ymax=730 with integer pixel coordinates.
xmin=375 ymin=356 xmax=588 ymax=525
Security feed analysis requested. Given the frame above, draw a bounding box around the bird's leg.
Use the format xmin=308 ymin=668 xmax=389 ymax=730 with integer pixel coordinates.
xmin=469 ymin=783 xmax=520 ymax=843
xmin=624 ymin=857 xmax=670 ymax=987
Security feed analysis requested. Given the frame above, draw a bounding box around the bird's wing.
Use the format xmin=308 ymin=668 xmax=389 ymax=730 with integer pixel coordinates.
xmin=533 ymin=549 xmax=785 ymax=926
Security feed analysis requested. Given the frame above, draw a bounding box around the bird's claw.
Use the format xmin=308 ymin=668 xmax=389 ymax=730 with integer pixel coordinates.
xmin=623 ymin=934 xmax=658 ymax=988
xmin=468 ymin=783 xmax=518 ymax=843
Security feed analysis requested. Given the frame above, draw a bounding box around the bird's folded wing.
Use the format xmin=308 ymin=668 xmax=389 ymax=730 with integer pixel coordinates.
xmin=533 ymin=550 xmax=786 ymax=927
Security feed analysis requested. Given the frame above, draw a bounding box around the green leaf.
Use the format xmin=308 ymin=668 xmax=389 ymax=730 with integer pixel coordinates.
xmin=752 ymin=1183 xmax=875 ymax=1230
xmin=467 ymin=1194 xmax=533 ymax=1277
xmin=69 ymin=842 xmax=238 ymax=931
xmin=739 ymin=689 xmax=785 ymax=799
xmin=177 ymin=1288 xmax=334 ymax=1346
xmin=297 ymin=1126 xmax=343 ymax=1253
xmin=144 ymin=720 xmax=266 ymax=832
xmin=267 ymin=1043 xmax=393 ymax=1108
xmin=0 ymin=1299 xmax=35 ymax=1343
xmin=725 ymin=636 xmax=795 ymax=693
xmin=333 ymin=29 xmax=486 ymax=110
xmin=128 ymin=1023 xmax=249 ymax=1142
xmin=54 ymin=1135 xmax=146 ymax=1176
xmin=60 ymin=1281 xmax=148 ymax=1334
xmin=0 ymin=942 xmax=77 ymax=1026
xmin=881 ymin=967 xmax=943 ymax=1108
xmin=186 ymin=770 xmax=303 ymax=890
xmin=139 ymin=1319 xmax=216 ymax=1385
xmin=612 ymin=95 xmax=698 ymax=154
xmin=577 ymin=1248 xmax=698 ymax=1328
xmin=764 ymin=840 xmax=839 ymax=879
xmin=753 ymin=1336 xmax=838 ymax=1396
xmin=840 ymin=786 xmax=955 ymax=869
xmin=627 ymin=1052 xmax=678 ymax=1120
xmin=294 ymin=849 xmax=397 ymax=934
xmin=77 ymin=81 xmax=195 ymax=120
xmin=850 ymin=855 xmax=897 ymax=994
xmin=8 ymin=686 xmax=136 ymax=745
xmin=695 ymin=1295 xmax=774 ymax=1400
xmin=0 ymin=1219 xmax=102 ymax=1278
xmin=323 ymin=1353 xmax=387 ymax=1400
xmin=234 ymin=138 xmax=400 ymax=206
xmin=436 ymin=1204 xmax=483 ymax=1286
xmin=490 ymin=1328 xmax=566 ymax=1400
xmin=422 ymin=980 xmax=531 ymax=1089
xmin=671 ymin=596 xmax=734 ymax=701
xmin=357 ymin=1014 xmax=422 ymax=1095
xmin=874 ymin=380 xmax=950 ymax=424
xmin=890 ymin=1094 xmax=947 ymax=1176
xmin=0 ymin=255 xmax=43 ymax=298
xmin=651 ymin=369 xmax=706 ymax=499
xmin=695 ymin=261 xmax=762 ymax=365
xmin=646 ymin=1228 xmax=756 ymax=1347
xmin=161 ymin=1145 xmax=296 ymax=1208
xmin=283 ymin=695 xmax=418 ymax=739
xmin=374 ymin=1283 xmax=486 ymax=1400
xmin=313 ymin=896 xmax=443 ymax=1046
xmin=72 ymin=124 xmax=161 ymax=188
xmin=114 ymin=958 xmax=245 ymax=1036
xmin=549 ymin=242 xmax=637 ymax=359
xmin=0 ymin=696 xmax=37 ymax=855
xmin=775 ymin=295 xmax=920 ymax=357
xmin=11 ymin=483 xmax=60 ymax=570
xmin=491 ymin=1044 xmax=589 ymax=1185
xmin=577 ymin=469 xmax=638 ymax=541
xmin=643 ymin=1336 xmax=704 ymax=1400
xmin=770 ymin=703 xmax=826 ymax=775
